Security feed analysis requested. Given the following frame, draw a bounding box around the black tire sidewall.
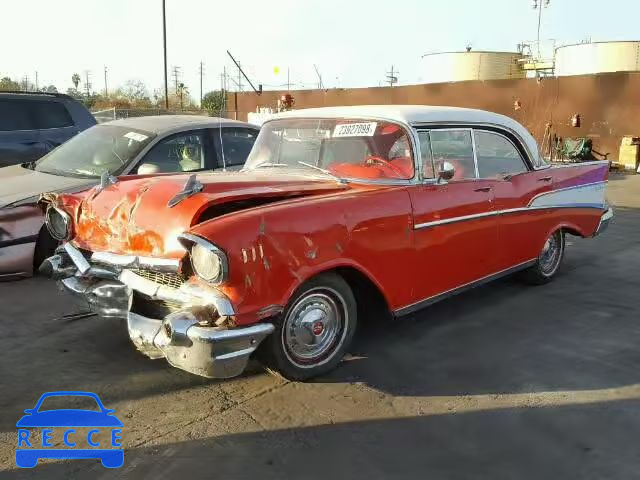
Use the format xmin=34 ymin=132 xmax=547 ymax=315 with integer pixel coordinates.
xmin=260 ymin=272 xmax=357 ymax=381
xmin=521 ymin=230 xmax=565 ymax=285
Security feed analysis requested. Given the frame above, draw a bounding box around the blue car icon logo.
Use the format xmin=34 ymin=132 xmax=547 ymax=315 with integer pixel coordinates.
xmin=16 ymin=391 xmax=123 ymax=468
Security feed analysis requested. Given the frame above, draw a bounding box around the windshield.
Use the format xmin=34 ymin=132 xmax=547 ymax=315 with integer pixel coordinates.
xmin=35 ymin=124 xmax=156 ymax=178
xmin=244 ymin=118 xmax=415 ymax=180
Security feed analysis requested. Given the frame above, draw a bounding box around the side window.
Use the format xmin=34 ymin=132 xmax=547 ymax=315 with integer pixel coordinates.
xmin=0 ymin=99 xmax=34 ymax=131
xmin=29 ymin=101 xmax=73 ymax=129
xmin=417 ymin=131 xmax=435 ymax=178
xmin=429 ymin=130 xmax=476 ymax=180
xmin=474 ymin=130 xmax=527 ymax=178
xmin=140 ymin=131 xmax=205 ymax=173
xmin=216 ymin=128 xmax=258 ymax=167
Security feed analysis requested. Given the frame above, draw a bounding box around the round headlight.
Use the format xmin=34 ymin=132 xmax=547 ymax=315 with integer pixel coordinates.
xmin=45 ymin=206 xmax=72 ymax=241
xmin=190 ymin=243 xmax=225 ymax=283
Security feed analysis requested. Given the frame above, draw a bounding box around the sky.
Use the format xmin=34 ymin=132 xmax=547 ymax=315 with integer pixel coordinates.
xmin=2 ymin=0 xmax=640 ymax=100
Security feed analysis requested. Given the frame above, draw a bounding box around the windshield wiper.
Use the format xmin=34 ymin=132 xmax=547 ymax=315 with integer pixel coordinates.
xmin=297 ymin=161 xmax=346 ymax=183
xmin=254 ymin=162 xmax=289 ymax=168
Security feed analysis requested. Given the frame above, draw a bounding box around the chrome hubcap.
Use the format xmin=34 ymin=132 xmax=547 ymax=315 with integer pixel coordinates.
xmin=540 ymin=233 xmax=561 ymax=274
xmin=283 ymin=288 xmax=347 ymax=366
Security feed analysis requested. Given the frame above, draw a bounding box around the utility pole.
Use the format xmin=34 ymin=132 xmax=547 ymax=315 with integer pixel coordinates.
xmin=198 ymin=61 xmax=204 ymax=107
xmin=22 ymin=75 xmax=29 ymax=91
xmin=35 ymin=71 xmax=38 ymax=91
xmin=237 ymin=61 xmax=242 ymax=92
xmin=386 ymin=65 xmax=398 ymax=87
xmin=84 ymin=70 xmax=92 ymax=97
xmin=104 ymin=66 xmax=108 ymax=96
xmin=162 ymin=0 xmax=169 ymax=109
xmin=287 ymin=68 xmax=291 ymax=91
xmin=532 ymin=0 xmax=551 ymax=58
xmin=171 ymin=66 xmax=181 ymax=95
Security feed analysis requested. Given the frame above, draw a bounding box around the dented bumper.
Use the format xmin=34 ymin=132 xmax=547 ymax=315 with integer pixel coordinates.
xmin=45 ymin=243 xmax=274 ymax=379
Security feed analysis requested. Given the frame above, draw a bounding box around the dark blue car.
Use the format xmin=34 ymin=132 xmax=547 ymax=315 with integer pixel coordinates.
xmin=15 ymin=391 xmax=123 ymax=468
xmin=0 ymin=91 xmax=96 ymax=168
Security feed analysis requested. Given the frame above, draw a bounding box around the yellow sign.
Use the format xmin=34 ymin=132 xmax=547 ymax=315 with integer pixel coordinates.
xmin=273 ymin=66 xmax=280 ymax=75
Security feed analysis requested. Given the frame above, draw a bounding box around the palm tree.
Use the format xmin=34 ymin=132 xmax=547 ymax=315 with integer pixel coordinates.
xmin=71 ymin=73 xmax=80 ymax=90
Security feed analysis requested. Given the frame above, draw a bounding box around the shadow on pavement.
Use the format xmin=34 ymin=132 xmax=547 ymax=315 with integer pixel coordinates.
xmin=6 ymin=398 xmax=640 ymax=479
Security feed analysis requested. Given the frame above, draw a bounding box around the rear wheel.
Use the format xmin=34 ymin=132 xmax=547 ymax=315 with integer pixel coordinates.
xmin=521 ymin=229 xmax=565 ymax=285
xmin=260 ymin=273 xmax=357 ymax=381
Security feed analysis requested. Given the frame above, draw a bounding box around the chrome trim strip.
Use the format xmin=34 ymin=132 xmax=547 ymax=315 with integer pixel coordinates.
xmin=91 ymin=251 xmax=180 ymax=273
xmin=413 ymin=203 xmax=607 ymax=230
xmin=551 ymin=160 xmax=610 ymax=168
xmin=395 ymin=258 xmax=537 ymax=317
xmin=414 ymin=210 xmax=499 ymax=229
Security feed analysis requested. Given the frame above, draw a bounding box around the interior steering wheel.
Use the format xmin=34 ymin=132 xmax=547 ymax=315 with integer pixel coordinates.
xmin=363 ymin=156 xmax=405 ymax=178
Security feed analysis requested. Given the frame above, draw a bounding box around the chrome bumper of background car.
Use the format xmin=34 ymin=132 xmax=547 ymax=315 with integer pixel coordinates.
xmin=42 ymin=243 xmax=274 ymax=379
xmin=594 ymin=207 xmax=614 ymax=236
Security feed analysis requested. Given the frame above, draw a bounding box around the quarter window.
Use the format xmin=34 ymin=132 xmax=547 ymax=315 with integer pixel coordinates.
xmin=474 ymin=130 xmax=527 ymax=178
xmin=30 ymin=101 xmax=73 ymax=129
xmin=0 ymin=100 xmax=33 ymax=131
xmin=429 ymin=130 xmax=476 ymax=180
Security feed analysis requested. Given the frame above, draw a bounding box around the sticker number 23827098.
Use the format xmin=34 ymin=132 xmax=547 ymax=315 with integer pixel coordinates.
xmin=333 ymin=122 xmax=377 ymax=138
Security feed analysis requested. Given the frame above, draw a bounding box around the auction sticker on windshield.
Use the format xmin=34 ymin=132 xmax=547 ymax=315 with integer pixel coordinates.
xmin=124 ymin=131 xmax=148 ymax=142
xmin=333 ymin=122 xmax=377 ymax=137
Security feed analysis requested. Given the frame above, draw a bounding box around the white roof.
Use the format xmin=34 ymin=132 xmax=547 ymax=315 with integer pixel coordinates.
xmin=273 ymin=105 xmax=540 ymax=162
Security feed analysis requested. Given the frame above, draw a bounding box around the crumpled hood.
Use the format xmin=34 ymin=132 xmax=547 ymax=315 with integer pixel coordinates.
xmin=0 ymin=164 xmax=93 ymax=207
xmin=65 ymin=170 xmax=350 ymax=258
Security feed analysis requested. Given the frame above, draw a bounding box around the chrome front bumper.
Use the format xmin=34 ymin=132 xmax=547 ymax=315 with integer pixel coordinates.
xmin=45 ymin=243 xmax=274 ymax=379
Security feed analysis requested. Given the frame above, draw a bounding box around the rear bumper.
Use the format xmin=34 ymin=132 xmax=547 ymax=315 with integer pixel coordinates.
xmin=46 ymin=243 xmax=274 ymax=379
xmin=593 ymin=207 xmax=614 ymax=237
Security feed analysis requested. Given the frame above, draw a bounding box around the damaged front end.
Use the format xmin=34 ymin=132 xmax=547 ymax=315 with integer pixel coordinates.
xmin=42 ymin=242 xmax=273 ymax=379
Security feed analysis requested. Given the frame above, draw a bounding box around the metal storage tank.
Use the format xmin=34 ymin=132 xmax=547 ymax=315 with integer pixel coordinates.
xmin=555 ymin=41 xmax=640 ymax=76
xmin=420 ymin=51 xmax=526 ymax=83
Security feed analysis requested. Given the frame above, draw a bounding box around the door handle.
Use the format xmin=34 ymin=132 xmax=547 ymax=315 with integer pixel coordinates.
xmin=474 ymin=186 xmax=492 ymax=192
xmin=538 ymin=176 xmax=552 ymax=182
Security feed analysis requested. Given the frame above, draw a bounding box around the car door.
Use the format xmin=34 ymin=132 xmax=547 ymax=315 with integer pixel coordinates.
xmin=212 ymin=127 xmax=259 ymax=171
xmin=131 ymin=129 xmax=214 ymax=174
xmin=473 ymin=129 xmax=554 ymax=270
xmin=0 ymin=98 xmax=42 ymax=167
xmin=407 ymin=128 xmax=499 ymax=304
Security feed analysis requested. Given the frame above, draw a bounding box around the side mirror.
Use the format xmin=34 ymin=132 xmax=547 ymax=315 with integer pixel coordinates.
xmin=437 ymin=161 xmax=455 ymax=183
xmin=137 ymin=163 xmax=161 ymax=175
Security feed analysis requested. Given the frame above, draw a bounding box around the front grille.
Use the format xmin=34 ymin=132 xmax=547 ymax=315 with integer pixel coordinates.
xmin=130 ymin=269 xmax=185 ymax=290
xmin=131 ymin=291 xmax=183 ymax=318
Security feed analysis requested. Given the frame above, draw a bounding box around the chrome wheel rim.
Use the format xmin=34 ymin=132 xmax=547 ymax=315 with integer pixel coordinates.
xmin=539 ymin=232 xmax=562 ymax=276
xmin=282 ymin=287 xmax=348 ymax=368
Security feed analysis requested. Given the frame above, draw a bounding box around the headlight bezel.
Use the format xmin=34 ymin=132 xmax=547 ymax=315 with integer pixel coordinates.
xmin=44 ymin=205 xmax=73 ymax=241
xmin=179 ymin=233 xmax=229 ymax=285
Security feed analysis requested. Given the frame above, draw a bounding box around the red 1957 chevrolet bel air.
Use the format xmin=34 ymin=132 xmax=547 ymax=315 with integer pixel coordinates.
xmin=40 ymin=106 xmax=612 ymax=381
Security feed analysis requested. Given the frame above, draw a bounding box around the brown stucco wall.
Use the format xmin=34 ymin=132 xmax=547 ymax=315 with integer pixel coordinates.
xmin=227 ymin=72 xmax=640 ymax=160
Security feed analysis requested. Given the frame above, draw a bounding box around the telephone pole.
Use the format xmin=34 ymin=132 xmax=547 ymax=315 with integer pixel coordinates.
xmin=162 ymin=0 xmax=169 ymax=109
xmin=35 ymin=71 xmax=38 ymax=91
xmin=198 ymin=61 xmax=204 ymax=107
xmin=237 ymin=62 xmax=242 ymax=92
xmin=532 ymin=0 xmax=551 ymax=58
xmin=104 ymin=66 xmax=108 ymax=96
xmin=386 ymin=65 xmax=398 ymax=87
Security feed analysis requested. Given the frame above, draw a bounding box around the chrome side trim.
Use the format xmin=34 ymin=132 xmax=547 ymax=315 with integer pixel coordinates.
xmin=551 ymin=160 xmax=610 ymax=169
xmin=394 ymin=258 xmax=537 ymax=317
xmin=91 ymin=251 xmax=180 ymax=273
xmin=414 ymin=210 xmax=500 ymax=229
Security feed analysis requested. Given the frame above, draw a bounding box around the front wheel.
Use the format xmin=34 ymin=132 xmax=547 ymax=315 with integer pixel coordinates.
xmin=520 ymin=229 xmax=565 ymax=285
xmin=260 ymin=273 xmax=357 ymax=381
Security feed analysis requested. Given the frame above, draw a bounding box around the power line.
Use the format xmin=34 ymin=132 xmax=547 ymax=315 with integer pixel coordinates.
xmin=171 ymin=66 xmax=181 ymax=95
